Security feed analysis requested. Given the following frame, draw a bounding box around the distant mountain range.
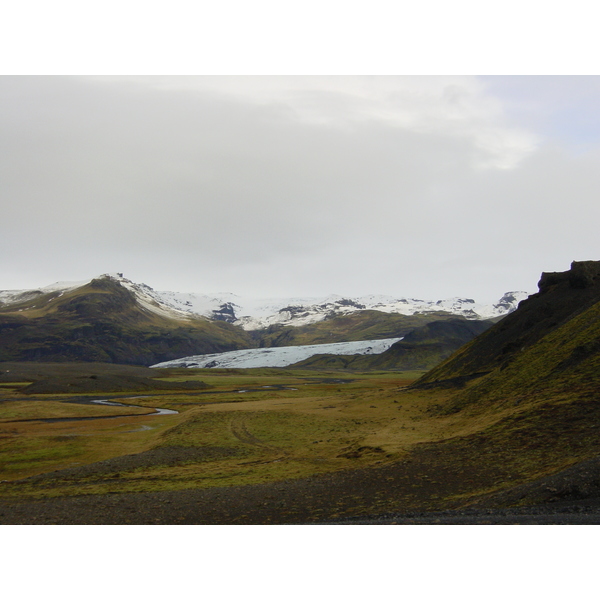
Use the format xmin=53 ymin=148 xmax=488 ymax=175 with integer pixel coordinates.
xmin=0 ymin=273 xmax=529 ymax=328
xmin=0 ymin=273 xmax=529 ymax=366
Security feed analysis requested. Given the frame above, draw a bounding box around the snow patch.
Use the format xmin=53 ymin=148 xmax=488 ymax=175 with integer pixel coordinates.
xmin=146 ymin=289 xmax=531 ymax=329
xmin=0 ymin=272 xmax=530 ymax=328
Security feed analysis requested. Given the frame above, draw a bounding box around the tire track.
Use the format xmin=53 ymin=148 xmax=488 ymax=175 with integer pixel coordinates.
xmin=229 ymin=416 xmax=290 ymax=465
xmin=230 ymin=416 xmax=273 ymax=448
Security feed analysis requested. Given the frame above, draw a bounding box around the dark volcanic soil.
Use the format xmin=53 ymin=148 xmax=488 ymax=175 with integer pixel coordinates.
xmin=2 ymin=447 xmax=600 ymax=525
xmin=324 ymin=500 xmax=600 ymax=524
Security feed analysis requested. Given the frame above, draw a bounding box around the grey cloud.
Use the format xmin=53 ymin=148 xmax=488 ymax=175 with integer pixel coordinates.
xmin=1 ymin=76 xmax=599 ymax=303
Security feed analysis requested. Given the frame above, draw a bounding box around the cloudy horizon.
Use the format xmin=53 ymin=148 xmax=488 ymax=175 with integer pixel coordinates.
xmin=2 ymin=75 xmax=599 ymax=303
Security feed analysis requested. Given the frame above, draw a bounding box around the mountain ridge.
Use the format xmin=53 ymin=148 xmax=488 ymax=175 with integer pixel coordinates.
xmin=0 ymin=277 xmax=253 ymax=365
xmin=0 ymin=273 xmax=528 ymax=366
xmin=1 ymin=272 xmax=529 ymax=330
xmin=413 ymin=260 xmax=600 ymax=392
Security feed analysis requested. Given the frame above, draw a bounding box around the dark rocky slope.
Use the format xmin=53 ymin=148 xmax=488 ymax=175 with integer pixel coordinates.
xmin=415 ymin=260 xmax=600 ymax=388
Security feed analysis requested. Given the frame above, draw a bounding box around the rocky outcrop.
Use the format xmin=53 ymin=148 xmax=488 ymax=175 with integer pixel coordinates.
xmin=414 ymin=260 xmax=600 ymax=387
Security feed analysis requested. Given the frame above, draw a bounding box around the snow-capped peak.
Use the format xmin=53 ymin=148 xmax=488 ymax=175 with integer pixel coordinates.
xmin=136 ymin=285 xmax=530 ymax=329
xmin=1 ymin=273 xmax=530 ymax=329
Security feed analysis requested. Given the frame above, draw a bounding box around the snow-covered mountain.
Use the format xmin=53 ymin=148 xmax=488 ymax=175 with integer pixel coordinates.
xmin=139 ymin=280 xmax=529 ymax=328
xmin=0 ymin=279 xmax=87 ymax=307
xmin=0 ymin=273 xmax=530 ymax=330
xmin=151 ymin=337 xmax=403 ymax=369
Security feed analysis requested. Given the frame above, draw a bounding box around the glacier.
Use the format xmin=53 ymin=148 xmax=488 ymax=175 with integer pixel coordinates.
xmin=151 ymin=337 xmax=403 ymax=369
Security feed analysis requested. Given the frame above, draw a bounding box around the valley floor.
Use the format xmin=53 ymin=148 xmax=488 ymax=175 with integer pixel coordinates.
xmin=2 ymin=363 xmax=600 ymax=525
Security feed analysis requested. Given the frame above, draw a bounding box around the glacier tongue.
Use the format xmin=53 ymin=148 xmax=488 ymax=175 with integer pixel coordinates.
xmin=151 ymin=337 xmax=403 ymax=369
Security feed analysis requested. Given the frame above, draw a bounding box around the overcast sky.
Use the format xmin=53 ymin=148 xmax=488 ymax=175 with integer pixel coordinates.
xmin=1 ymin=74 xmax=599 ymax=302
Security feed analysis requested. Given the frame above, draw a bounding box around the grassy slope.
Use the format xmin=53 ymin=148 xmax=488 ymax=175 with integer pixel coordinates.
xmin=431 ymin=296 xmax=600 ymax=415
xmin=416 ymin=260 xmax=600 ymax=386
xmin=389 ymin=261 xmax=600 ymax=507
xmin=292 ymin=318 xmax=493 ymax=371
xmin=0 ymin=278 xmax=254 ymax=365
xmin=252 ymin=310 xmax=466 ymax=346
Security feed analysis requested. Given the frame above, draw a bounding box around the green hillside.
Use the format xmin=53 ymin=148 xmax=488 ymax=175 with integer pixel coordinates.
xmin=253 ymin=310 xmax=470 ymax=347
xmin=292 ymin=318 xmax=492 ymax=370
xmin=416 ymin=261 xmax=600 ymax=387
xmin=419 ymin=288 xmax=600 ymax=414
xmin=387 ymin=261 xmax=600 ymax=508
xmin=0 ymin=278 xmax=253 ymax=365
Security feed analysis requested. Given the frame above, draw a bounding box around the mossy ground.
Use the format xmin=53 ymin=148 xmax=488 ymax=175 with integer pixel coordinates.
xmin=1 ymin=359 xmax=599 ymax=517
xmin=0 ymin=369 xmax=418 ymax=498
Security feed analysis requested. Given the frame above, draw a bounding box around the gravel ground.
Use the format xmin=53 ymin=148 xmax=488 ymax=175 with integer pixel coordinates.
xmin=2 ymin=485 xmax=599 ymax=525
xmin=3 ymin=450 xmax=600 ymax=525
xmin=322 ymin=500 xmax=600 ymax=524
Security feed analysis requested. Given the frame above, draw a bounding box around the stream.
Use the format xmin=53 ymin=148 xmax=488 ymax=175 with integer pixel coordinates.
xmin=89 ymin=397 xmax=179 ymax=415
xmin=5 ymin=395 xmax=179 ymax=424
xmin=4 ymin=378 xmax=353 ymax=423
